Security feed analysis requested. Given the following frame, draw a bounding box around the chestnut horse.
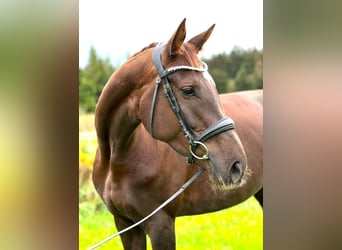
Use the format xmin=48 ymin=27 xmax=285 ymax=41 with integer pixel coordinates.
xmin=93 ymin=19 xmax=262 ymax=250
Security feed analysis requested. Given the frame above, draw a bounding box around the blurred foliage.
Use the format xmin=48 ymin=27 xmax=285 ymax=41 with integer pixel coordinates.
xmin=79 ymin=46 xmax=115 ymax=113
xmin=204 ymin=46 xmax=263 ymax=93
xmin=79 ymin=46 xmax=263 ymax=113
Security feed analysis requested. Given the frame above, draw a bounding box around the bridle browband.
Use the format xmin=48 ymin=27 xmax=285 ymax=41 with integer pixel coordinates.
xmin=150 ymin=44 xmax=235 ymax=164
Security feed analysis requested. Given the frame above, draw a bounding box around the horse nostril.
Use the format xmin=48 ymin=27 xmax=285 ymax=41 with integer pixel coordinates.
xmin=229 ymin=161 xmax=244 ymax=185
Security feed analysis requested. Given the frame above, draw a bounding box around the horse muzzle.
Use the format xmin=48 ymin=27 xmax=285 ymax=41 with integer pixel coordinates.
xmin=205 ymin=156 xmax=247 ymax=190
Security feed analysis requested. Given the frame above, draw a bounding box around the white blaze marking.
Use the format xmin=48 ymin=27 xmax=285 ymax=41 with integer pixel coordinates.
xmin=203 ymin=71 xmax=216 ymax=86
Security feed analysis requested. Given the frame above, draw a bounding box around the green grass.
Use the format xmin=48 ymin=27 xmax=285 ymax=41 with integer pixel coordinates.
xmin=175 ymin=199 xmax=263 ymax=250
xmin=79 ymin=184 xmax=262 ymax=250
xmin=79 ymin=115 xmax=263 ymax=250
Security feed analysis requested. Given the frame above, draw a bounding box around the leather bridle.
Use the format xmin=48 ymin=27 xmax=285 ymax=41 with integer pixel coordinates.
xmin=149 ymin=44 xmax=235 ymax=164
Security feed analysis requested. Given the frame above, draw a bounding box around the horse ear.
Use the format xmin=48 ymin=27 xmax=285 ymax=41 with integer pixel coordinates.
xmin=167 ymin=18 xmax=187 ymax=56
xmin=187 ymin=24 xmax=215 ymax=53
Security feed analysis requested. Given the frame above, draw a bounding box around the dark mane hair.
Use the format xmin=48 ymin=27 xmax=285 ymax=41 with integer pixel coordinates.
xmin=131 ymin=42 xmax=158 ymax=58
xmin=130 ymin=42 xmax=199 ymax=68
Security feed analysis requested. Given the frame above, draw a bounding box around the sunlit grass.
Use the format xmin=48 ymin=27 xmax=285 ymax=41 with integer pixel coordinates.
xmin=79 ymin=113 xmax=95 ymax=132
xmin=175 ymin=199 xmax=263 ymax=250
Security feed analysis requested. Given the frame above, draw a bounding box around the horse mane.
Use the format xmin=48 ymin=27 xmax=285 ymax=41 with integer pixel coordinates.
xmin=130 ymin=42 xmax=158 ymax=58
xmin=130 ymin=41 xmax=199 ymax=67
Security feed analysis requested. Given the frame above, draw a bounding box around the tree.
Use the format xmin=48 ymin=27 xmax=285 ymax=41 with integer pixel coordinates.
xmin=79 ymin=47 xmax=115 ymax=113
xmin=204 ymin=47 xmax=263 ymax=93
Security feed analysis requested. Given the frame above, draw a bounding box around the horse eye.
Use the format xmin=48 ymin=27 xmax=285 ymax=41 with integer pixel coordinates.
xmin=181 ymin=86 xmax=195 ymax=96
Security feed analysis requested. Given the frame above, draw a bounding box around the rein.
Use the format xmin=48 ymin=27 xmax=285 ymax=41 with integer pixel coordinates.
xmin=150 ymin=44 xmax=235 ymax=164
xmin=87 ymin=168 xmax=205 ymax=250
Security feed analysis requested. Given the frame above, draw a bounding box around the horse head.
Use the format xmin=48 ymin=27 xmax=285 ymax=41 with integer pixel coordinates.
xmin=139 ymin=19 xmax=248 ymax=189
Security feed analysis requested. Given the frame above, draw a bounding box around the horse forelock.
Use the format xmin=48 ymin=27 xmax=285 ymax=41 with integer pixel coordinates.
xmin=183 ymin=43 xmax=203 ymax=67
xmin=163 ymin=43 xmax=202 ymax=69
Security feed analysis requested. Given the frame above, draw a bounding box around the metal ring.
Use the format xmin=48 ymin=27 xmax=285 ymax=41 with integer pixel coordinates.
xmin=189 ymin=141 xmax=209 ymax=160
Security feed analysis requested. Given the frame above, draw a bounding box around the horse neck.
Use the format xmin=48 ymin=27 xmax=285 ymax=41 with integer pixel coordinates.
xmin=95 ymin=50 xmax=156 ymax=157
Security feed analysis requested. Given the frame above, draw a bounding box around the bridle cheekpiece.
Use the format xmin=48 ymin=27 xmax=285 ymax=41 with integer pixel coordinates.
xmin=150 ymin=44 xmax=235 ymax=164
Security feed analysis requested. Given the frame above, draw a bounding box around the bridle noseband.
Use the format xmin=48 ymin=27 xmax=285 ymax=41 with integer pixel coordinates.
xmin=149 ymin=44 xmax=235 ymax=164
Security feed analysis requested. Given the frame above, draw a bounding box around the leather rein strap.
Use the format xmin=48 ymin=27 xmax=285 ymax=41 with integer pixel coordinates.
xmin=150 ymin=44 xmax=235 ymax=164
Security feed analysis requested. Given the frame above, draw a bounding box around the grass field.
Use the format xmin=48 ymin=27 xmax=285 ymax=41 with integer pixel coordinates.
xmin=79 ymin=114 xmax=263 ymax=250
